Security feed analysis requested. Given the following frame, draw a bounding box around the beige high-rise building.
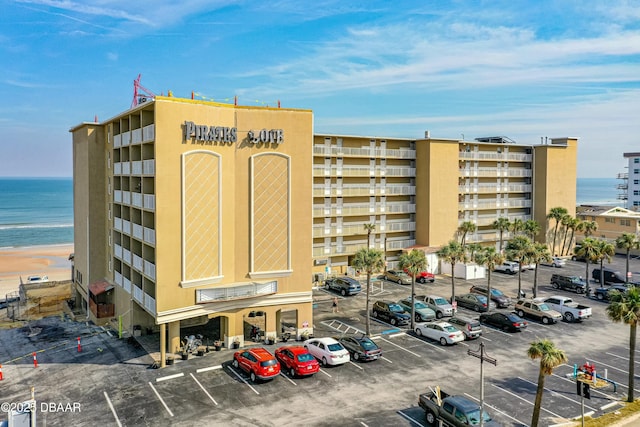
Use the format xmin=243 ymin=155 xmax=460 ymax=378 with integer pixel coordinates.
xmin=72 ymin=96 xmax=577 ymax=363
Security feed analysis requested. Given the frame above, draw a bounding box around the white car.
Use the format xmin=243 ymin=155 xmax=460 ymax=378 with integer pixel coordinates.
xmin=304 ymin=337 xmax=350 ymax=366
xmin=414 ymin=321 xmax=465 ymax=346
xmin=494 ymin=261 xmax=520 ymax=274
xmin=543 ymin=257 xmax=566 ymax=268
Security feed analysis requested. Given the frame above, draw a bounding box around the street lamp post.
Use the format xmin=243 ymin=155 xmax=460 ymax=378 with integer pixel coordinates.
xmin=468 ymin=342 xmax=497 ymax=427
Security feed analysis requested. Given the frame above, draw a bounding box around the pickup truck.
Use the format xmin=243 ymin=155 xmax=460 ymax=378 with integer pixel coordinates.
xmin=419 ymin=387 xmax=500 ymax=427
xmin=542 ymin=296 xmax=592 ymax=323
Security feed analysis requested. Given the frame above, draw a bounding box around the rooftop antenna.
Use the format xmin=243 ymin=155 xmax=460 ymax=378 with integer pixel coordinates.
xmin=131 ymin=74 xmax=156 ymax=108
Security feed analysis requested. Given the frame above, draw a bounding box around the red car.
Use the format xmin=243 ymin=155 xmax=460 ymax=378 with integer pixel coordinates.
xmin=232 ymin=347 xmax=280 ymax=382
xmin=405 ymin=269 xmax=435 ymax=284
xmin=275 ymin=345 xmax=320 ymax=378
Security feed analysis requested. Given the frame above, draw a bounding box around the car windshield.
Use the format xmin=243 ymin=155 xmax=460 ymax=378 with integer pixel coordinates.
xmin=443 ymin=325 xmax=458 ymax=333
xmin=506 ymin=314 xmax=521 ymax=322
xmin=296 ymin=353 xmax=314 ymax=362
xmin=260 ymin=359 xmax=277 ymax=367
xmin=467 ymin=410 xmax=492 ymax=425
xmin=434 ymin=297 xmax=448 ymax=305
xmin=389 ymin=304 xmax=404 ymax=312
xmin=327 ymin=343 xmax=344 ymax=352
xmin=360 ymin=339 xmax=377 ymax=350
xmin=414 ymin=301 xmax=428 ymax=309
xmin=490 ymin=289 xmax=504 ymax=296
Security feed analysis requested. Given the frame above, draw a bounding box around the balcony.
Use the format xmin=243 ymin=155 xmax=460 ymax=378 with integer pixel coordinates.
xmin=142 ymin=124 xmax=155 ymax=142
xmin=114 ymin=134 xmax=121 ymax=148
xmin=121 ymin=162 xmax=130 ymax=175
xmin=133 ymin=253 xmax=144 ymax=272
xmin=144 ymin=293 xmax=156 ymax=315
xmin=143 ymin=227 xmax=156 ymax=245
xmin=144 ymin=194 xmax=156 ymax=210
xmin=131 ymin=128 xmax=143 ymax=144
xmin=123 ymin=277 xmax=131 ymax=293
xmin=144 ymin=260 xmax=156 ymax=279
xmin=459 ymin=168 xmax=532 ymax=178
xmin=114 ymin=218 xmax=123 ymax=232
xmin=122 ymin=219 xmax=131 ymax=235
xmin=114 ymin=190 xmax=122 ymax=203
xmin=458 ymin=198 xmax=532 ymax=210
xmin=143 ymin=159 xmax=155 ymax=175
xmin=122 ymin=248 xmax=132 ymax=264
xmin=114 ymin=244 xmax=123 ymax=259
xmin=312 ymin=239 xmax=416 ymax=257
xmin=133 ymin=285 xmax=143 ymax=304
xmin=121 ymin=131 xmax=131 ymax=146
xmin=313 ymin=145 xmax=415 ymax=159
xmin=459 ymin=151 xmax=532 ymax=162
xmin=122 ymin=191 xmax=131 ymax=205
xmin=132 ymin=160 xmax=143 ymax=175
xmin=458 ymin=184 xmax=532 ymax=194
xmin=313 ymin=185 xmax=416 ymax=198
xmin=132 ymin=192 xmax=143 ymax=208
xmin=196 ymin=281 xmax=278 ymax=303
xmin=114 ymin=162 xmax=122 ymax=175
xmin=313 ymin=166 xmax=416 ymax=177
xmin=312 ymin=202 xmax=415 ymax=217
xmin=313 ymin=221 xmax=414 ymax=237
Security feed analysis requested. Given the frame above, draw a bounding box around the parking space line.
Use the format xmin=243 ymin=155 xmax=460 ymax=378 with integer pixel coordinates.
xmin=397 ymin=409 xmax=425 ymax=426
xmin=349 ymin=361 xmax=364 ymax=370
xmin=279 ymin=372 xmax=297 ymax=385
xmin=517 ymin=376 xmax=597 ymax=411
xmin=190 ymin=373 xmax=218 ymax=405
xmin=318 ymin=368 xmax=332 ymax=378
xmin=197 ymin=365 xmax=223 ymax=373
xmin=321 ymin=319 xmax=365 ymax=335
xmin=389 ymin=332 xmax=405 ymax=338
xmin=226 ymin=366 xmax=260 ymax=395
xmin=103 ymin=391 xmax=122 ymax=427
xmin=381 ymin=356 xmax=393 ymax=364
xmin=586 ymin=357 xmax=629 ymax=375
xmin=463 ymin=393 xmax=527 ymax=426
xmin=601 ymin=401 xmax=623 ymax=410
xmin=606 ymin=352 xmax=640 ymax=365
xmin=148 ymin=382 xmax=174 ymax=417
xmin=403 ymin=334 xmax=448 ymax=353
xmin=490 ymin=383 xmax=564 ymax=418
xmin=551 ymin=373 xmax=617 ymax=399
xmin=479 ymin=335 xmax=492 ymax=342
xmin=377 ymin=336 xmax=424 ymax=357
xmin=156 ymin=372 xmax=184 ymax=383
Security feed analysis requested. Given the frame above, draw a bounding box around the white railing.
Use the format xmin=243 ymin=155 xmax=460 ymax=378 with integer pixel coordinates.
xmin=459 ymin=199 xmax=532 ymax=210
xmin=312 ymin=166 xmax=416 ymax=177
xmin=142 ymin=124 xmax=155 ymax=141
xmin=123 ymin=278 xmax=131 ymax=293
xmin=133 ymin=285 xmax=143 ymax=304
xmin=114 ymin=162 xmax=122 ymax=175
xmin=386 ymin=239 xmax=416 ymax=249
xmin=143 ymin=227 xmax=156 ymax=245
xmin=144 ymin=260 xmax=156 ymax=279
xmin=122 ymin=191 xmax=131 ymax=205
xmin=114 ymin=134 xmax=121 ymax=148
xmin=122 ymin=162 xmax=130 ymax=175
xmin=121 ymin=131 xmax=131 ymax=146
xmin=131 ymin=160 xmax=142 ymax=175
xmin=114 ymin=190 xmax=122 ymax=203
xmin=132 ymin=223 xmax=143 ymax=240
xmin=144 ymin=194 xmax=155 ymax=210
xmin=122 ymin=248 xmax=131 ymax=264
xmin=133 ymin=254 xmax=143 ymax=272
xmin=114 ymin=244 xmax=122 ymax=259
xmin=131 ymin=128 xmax=142 ymax=144
xmin=132 ymin=192 xmax=143 ymax=208
xmin=313 ymin=146 xmax=415 ymax=159
xmin=114 ymin=217 xmax=122 ymax=232
xmin=143 ymin=159 xmax=155 ymax=175
xmin=144 ymin=293 xmax=156 ymax=315
xmin=121 ymin=219 xmax=131 ymax=235
xmin=196 ymin=281 xmax=277 ymax=303
xmin=459 ymin=151 xmax=532 ymax=162
xmin=115 ymin=271 xmax=123 ymax=287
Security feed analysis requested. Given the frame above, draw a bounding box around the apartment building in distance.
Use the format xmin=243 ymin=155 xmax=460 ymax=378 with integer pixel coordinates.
xmin=576 ymin=205 xmax=640 ymax=241
xmin=617 ymin=152 xmax=640 ymax=210
xmin=71 ymin=94 xmax=577 ymax=363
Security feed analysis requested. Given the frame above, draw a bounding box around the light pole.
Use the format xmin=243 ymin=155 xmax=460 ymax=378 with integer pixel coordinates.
xmin=468 ymin=342 xmax=497 ymax=427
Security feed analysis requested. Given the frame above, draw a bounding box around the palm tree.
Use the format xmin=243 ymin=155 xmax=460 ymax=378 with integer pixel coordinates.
xmin=364 ymin=223 xmax=376 ymax=249
xmin=616 ymin=233 xmax=639 ymax=281
xmin=473 ymin=247 xmax=504 ymax=311
xmin=398 ymin=249 xmax=428 ymax=329
xmin=547 ymin=207 xmax=568 ymax=255
xmin=436 ymin=240 xmax=468 ymax=303
xmin=458 ymin=221 xmax=476 ymax=246
xmin=505 ymin=235 xmax=533 ymax=298
xmin=527 ymin=339 xmax=568 ymax=427
xmin=582 ymin=220 xmax=598 ymax=238
xmin=524 ymin=219 xmax=541 ymax=241
xmin=574 ymin=237 xmax=599 ymax=296
xmin=606 ymin=286 xmax=640 ymax=402
xmin=595 ymin=240 xmax=615 ymax=287
xmin=529 ymin=243 xmax=552 ymax=298
xmin=559 ymin=214 xmax=572 ymax=255
xmin=466 ymin=243 xmax=483 ymax=261
xmin=563 ymin=218 xmax=582 ymax=256
xmin=510 ymin=218 xmax=525 ymax=236
xmin=351 ymin=248 xmax=384 ymax=336
xmin=492 ymin=217 xmax=511 ymax=252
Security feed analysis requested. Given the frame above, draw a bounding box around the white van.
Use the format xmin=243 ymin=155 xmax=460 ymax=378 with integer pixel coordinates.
xmin=25 ymin=275 xmax=49 ymax=284
xmin=494 ymin=261 xmax=519 ymax=274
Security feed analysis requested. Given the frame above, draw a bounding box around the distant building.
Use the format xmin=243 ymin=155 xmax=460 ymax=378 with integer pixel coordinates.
xmin=619 ymin=152 xmax=640 ymax=210
xmin=576 ymin=205 xmax=640 ymax=241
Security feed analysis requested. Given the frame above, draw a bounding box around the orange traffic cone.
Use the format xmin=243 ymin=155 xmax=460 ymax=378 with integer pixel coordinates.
xmin=0 ymin=363 xmax=3 ymax=380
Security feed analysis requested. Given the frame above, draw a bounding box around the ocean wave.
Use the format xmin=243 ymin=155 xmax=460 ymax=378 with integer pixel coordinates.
xmin=0 ymin=223 xmax=74 ymax=231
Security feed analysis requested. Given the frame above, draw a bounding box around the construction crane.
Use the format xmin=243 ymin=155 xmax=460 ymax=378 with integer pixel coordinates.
xmin=131 ymin=74 xmax=156 ymax=108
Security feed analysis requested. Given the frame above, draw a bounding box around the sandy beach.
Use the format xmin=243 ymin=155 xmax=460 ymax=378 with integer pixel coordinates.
xmin=0 ymin=243 xmax=74 ymax=299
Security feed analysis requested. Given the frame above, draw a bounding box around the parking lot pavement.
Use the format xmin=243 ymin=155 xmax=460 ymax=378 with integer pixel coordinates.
xmin=2 ymin=256 xmax=638 ymax=426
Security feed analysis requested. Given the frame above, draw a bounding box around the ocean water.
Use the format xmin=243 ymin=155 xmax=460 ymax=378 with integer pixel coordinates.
xmin=0 ymin=176 xmax=622 ymax=248
xmin=0 ymin=178 xmax=74 ymax=248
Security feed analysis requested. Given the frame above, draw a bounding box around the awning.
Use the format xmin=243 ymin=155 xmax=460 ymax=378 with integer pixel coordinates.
xmin=89 ymin=281 xmax=114 ymax=296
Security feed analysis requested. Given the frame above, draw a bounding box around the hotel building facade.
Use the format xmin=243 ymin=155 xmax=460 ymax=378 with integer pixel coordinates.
xmin=71 ymin=97 xmax=577 ymax=364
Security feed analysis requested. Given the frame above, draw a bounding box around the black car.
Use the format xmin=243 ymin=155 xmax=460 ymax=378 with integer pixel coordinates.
xmin=324 ymin=277 xmax=362 ymax=296
xmin=594 ymin=283 xmax=633 ymax=301
xmin=372 ymin=301 xmax=410 ymax=326
xmin=337 ymin=335 xmax=382 ymax=361
xmin=550 ymin=274 xmax=586 ymax=294
xmin=454 ymin=293 xmax=495 ymax=312
xmin=479 ymin=312 xmax=528 ymax=332
xmin=591 ymin=268 xmax=626 ymax=285
xmin=469 ymin=285 xmax=511 ymax=308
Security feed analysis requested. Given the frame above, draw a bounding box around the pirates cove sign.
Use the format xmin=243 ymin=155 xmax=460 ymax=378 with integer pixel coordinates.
xmin=183 ymin=121 xmax=284 ymax=145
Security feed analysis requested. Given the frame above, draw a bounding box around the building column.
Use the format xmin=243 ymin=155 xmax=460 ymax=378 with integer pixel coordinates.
xmin=168 ymin=320 xmax=180 ymax=355
xmin=159 ymin=323 xmax=166 ymax=368
xmin=265 ymin=309 xmax=277 ymax=342
xmin=297 ymin=303 xmax=313 ymax=339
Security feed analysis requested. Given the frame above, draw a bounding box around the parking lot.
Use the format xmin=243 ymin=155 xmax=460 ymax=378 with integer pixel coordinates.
xmin=1 ymin=255 xmax=638 ymax=426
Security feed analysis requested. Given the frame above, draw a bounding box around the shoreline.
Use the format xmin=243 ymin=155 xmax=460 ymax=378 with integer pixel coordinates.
xmin=0 ymin=243 xmax=74 ymax=299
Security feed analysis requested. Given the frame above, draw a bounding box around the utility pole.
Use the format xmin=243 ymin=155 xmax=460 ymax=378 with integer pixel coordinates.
xmin=468 ymin=342 xmax=497 ymax=427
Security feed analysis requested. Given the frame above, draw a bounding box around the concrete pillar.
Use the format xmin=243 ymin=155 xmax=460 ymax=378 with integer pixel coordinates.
xmin=265 ymin=309 xmax=277 ymax=342
xmin=275 ymin=310 xmax=282 ymax=338
xmin=160 ymin=323 xmax=166 ymax=368
xmin=297 ymin=303 xmax=313 ymax=339
xmin=168 ymin=321 xmax=180 ymax=355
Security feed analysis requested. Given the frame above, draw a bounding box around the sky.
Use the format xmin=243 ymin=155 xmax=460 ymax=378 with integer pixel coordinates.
xmin=1 ymin=0 xmax=639 ymax=178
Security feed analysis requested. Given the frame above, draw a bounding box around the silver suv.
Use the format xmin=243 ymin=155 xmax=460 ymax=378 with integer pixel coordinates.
xmin=448 ymin=316 xmax=482 ymax=340
xmin=422 ymin=295 xmax=456 ymax=319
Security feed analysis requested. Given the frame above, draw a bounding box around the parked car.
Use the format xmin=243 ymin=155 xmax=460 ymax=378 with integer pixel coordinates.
xmin=454 ymin=293 xmax=495 ymax=312
xmin=515 ymin=299 xmax=562 ymax=324
xmin=232 ymin=347 xmax=280 ymax=382
xmin=25 ymin=275 xmax=49 ymax=283
xmin=542 ymin=256 xmax=567 ymax=268
xmin=324 ymin=276 xmax=362 ymax=296
xmin=397 ymin=297 xmax=437 ymax=322
xmin=422 ymin=295 xmax=456 ymax=319
xmin=275 ymin=345 xmax=319 ymax=378
xmin=571 ymin=245 xmax=587 ymax=262
xmin=304 ymin=337 xmax=350 ymax=366
xmin=448 ymin=316 xmax=482 ymax=340
xmin=550 ymin=274 xmax=586 ymax=294
xmin=372 ymin=300 xmax=411 ymax=326
xmin=419 ymin=388 xmax=501 ymax=427
xmin=337 ymin=335 xmax=382 ymax=362
xmin=407 ymin=269 xmax=435 ymax=283
xmin=542 ymin=296 xmax=592 ymax=323
xmin=494 ymin=261 xmax=519 ymax=274
xmin=469 ymin=285 xmax=511 ymax=308
xmin=414 ymin=321 xmax=465 ymax=346
xmin=479 ymin=311 xmax=528 ymax=332
xmin=383 ymin=269 xmax=412 ymax=285
xmin=591 ymin=268 xmax=626 ymax=285
xmin=594 ymin=283 xmax=633 ymax=301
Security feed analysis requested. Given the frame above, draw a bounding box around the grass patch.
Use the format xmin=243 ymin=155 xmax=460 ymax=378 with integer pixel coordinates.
xmin=584 ymin=399 xmax=640 ymax=427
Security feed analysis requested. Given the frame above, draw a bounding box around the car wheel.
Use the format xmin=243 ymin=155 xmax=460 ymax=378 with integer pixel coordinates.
xmin=426 ymin=409 xmax=436 ymax=425
xmin=322 ymin=357 xmax=328 ymax=367
xmin=372 ymin=310 xmax=379 ymax=318
xmin=396 ymin=278 xmax=402 ymax=284
xmin=577 ymin=287 xmax=584 ymax=294
xmin=474 ymin=305 xmax=480 ymax=312
xmin=415 ymin=314 xmax=421 ymax=322
xmin=232 ymin=359 xmax=239 ymax=368
xmin=250 ymin=371 xmax=257 ymax=382
xmin=565 ymin=312 xmax=575 ymax=323
xmin=542 ymin=317 xmax=551 ymax=325
xmin=552 ymin=282 xmax=559 ymax=289
xmin=502 ymin=325 xmax=509 ymax=332
xmin=571 ymin=256 xmax=577 ymax=261
xmin=517 ymin=310 xmax=525 ymax=318
xmin=341 ymin=289 xmax=347 ymax=296
xmin=439 ymin=337 xmax=447 ymax=346
xmin=597 ymin=293 xmax=604 ymax=301
xmin=415 ymin=327 xmax=423 ymax=336
xmin=351 ymin=352 xmax=359 ymax=361
xmin=390 ymin=318 xmax=397 ymax=326
xmin=436 ymin=311 xmax=443 ymax=319
xmin=290 ymin=368 xmax=296 ymax=378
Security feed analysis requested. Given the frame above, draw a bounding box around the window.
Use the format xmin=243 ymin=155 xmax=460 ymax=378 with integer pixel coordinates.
xmin=635 ymin=169 xmax=640 ymax=175
xmin=634 ymin=201 xmax=640 ymax=207
xmin=635 ymin=158 xmax=640 ymax=164
xmin=634 ymin=180 xmax=639 ymax=185
xmin=621 ymin=219 xmax=631 ymax=226
xmin=635 ymin=190 xmax=640 ymax=196
xmin=605 ymin=217 xmax=615 ymax=224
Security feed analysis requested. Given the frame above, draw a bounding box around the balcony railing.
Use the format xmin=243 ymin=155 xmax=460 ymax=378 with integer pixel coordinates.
xmin=123 ymin=191 xmax=131 ymax=205
xmin=143 ymin=159 xmax=155 ymax=175
xmin=313 ymin=145 xmax=416 ymax=159
xmin=313 ymin=221 xmax=414 ymax=237
xmin=312 ymin=202 xmax=415 ymax=217
xmin=142 ymin=124 xmax=155 ymax=142
xmin=132 ymin=192 xmax=143 ymax=208
xmin=196 ymin=280 xmax=278 ymax=303
xmin=133 ymin=285 xmax=143 ymax=304
xmin=131 ymin=160 xmax=143 ymax=175
xmin=313 ymin=166 xmax=416 ymax=177
xmin=144 ymin=194 xmax=156 ymax=210
xmin=132 ymin=254 xmax=143 ymax=272
xmin=131 ymin=128 xmax=142 ymax=144
xmin=123 ymin=277 xmax=131 ymax=293
xmin=144 ymin=293 xmax=156 ymax=315
xmin=313 ymin=185 xmax=416 ymax=197
xmin=114 ymin=190 xmax=122 ymax=203
xmin=114 ymin=134 xmax=121 ymax=148
xmin=312 ymin=239 xmax=415 ymax=257
xmin=458 ymin=199 xmax=532 ymax=210
xmin=144 ymin=260 xmax=156 ymax=279
xmin=143 ymin=227 xmax=156 ymax=245
xmin=459 ymin=151 xmax=532 ymax=162
xmin=121 ymin=131 xmax=131 ymax=146
xmin=458 ymin=184 xmax=532 ymax=194
xmin=460 ymin=168 xmax=532 ymax=178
